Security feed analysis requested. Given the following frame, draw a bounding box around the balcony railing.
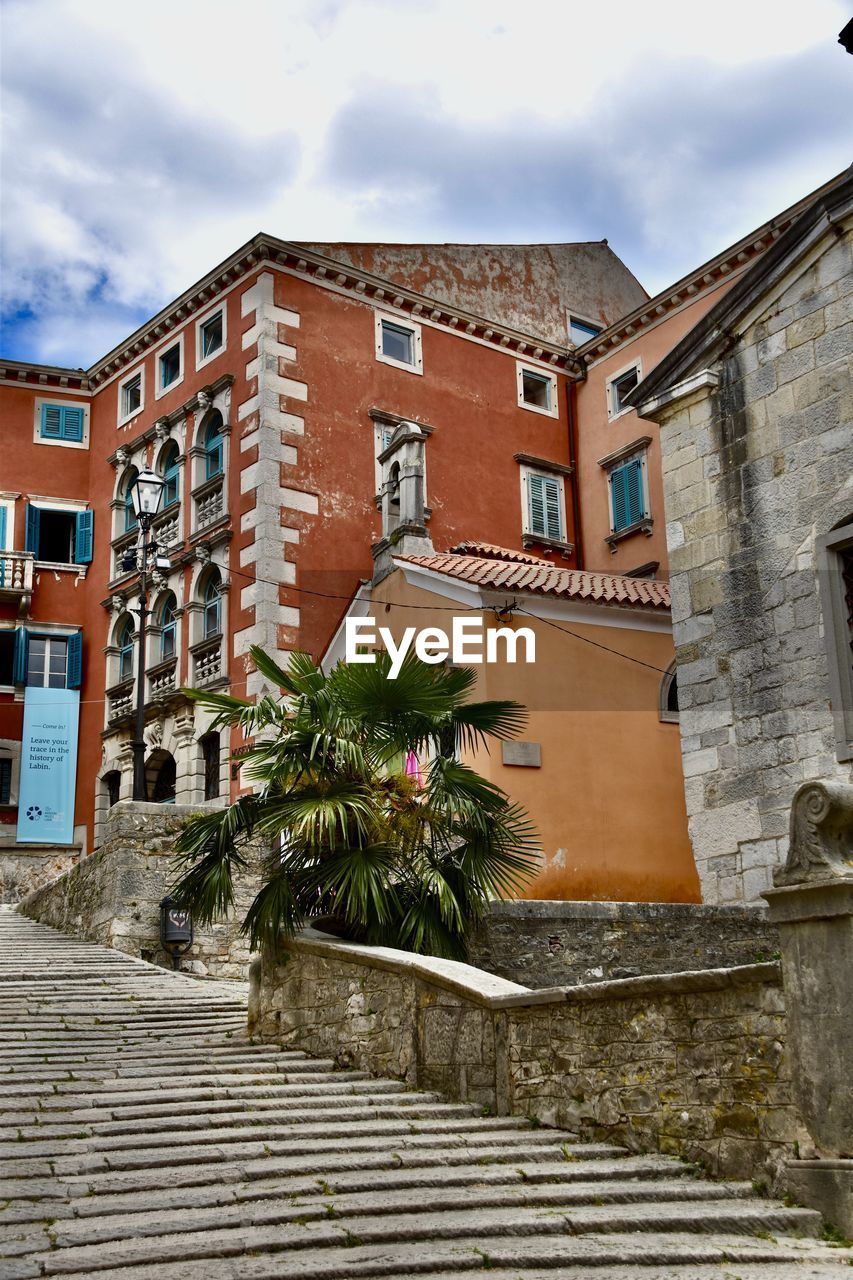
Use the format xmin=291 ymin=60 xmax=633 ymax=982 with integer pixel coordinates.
xmin=107 ymin=678 xmax=134 ymax=723
xmin=193 ymin=476 xmax=225 ymax=531
xmin=153 ymin=506 xmax=181 ymax=549
xmin=147 ymin=657 xmax=178 ymax=702
xmin=192 ymin=636 xmax=223 ymax=687
xmin=0 ymin=550 xmax=34 ymax=599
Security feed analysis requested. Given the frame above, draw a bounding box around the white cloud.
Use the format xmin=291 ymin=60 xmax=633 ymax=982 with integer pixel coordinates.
xmin=1 ymin=0 xmax=850 ymax=364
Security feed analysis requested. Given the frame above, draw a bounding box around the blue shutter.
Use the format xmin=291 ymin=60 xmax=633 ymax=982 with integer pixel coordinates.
xmin=527 ymin=474 xmax=546 ymax=535
xmin=542 ymin=476 xmax=562 ymax=540
xmin=12 ymin=628 xmax=28 ymax=684
xmin=25 ymin=504 xmax=40 ymax=555
xmin=61 ymin=407 xmax=85 ymax=442
xmin=41 ymin=405 xmax=62 ymax=438
xmin=625 ymin=457 xmax=645 ymax=525
xmin=0 ymin=506 xmax=6 ymax=549
xmin=66 ymin=632 xmax=83 ymax=689
xmin=75 ymin=510 xmax=94 ymax=564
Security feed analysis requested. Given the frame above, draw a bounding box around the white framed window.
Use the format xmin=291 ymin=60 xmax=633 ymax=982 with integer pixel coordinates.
xmin=375 ymin=311 xmax=423 ymax=375
xmin=196 ymin=306 xmax=226 ymax=371
xmin=32 ymin=398 xmax=90 ymax=450
xmin=155 ymin=334 xmax=184 ymax=399
xmin=606 ymin=449 xmax=650 ymax=534
xmin=517 ymin=362 xmax=558 ymax=418
xmin=117 ymin=367 xmax=144 ymax=425
xmin=568 ymin=314 xmax=602 ymax=346
xmin=520 ymin=466 xmax=566 ymax=543
xmin=606 ymin=360 xmax=642 ymax=419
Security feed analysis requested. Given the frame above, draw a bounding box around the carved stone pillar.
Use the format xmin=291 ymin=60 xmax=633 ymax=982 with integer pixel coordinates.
xmin=763 ymin=779 xmax=853 ymax=1233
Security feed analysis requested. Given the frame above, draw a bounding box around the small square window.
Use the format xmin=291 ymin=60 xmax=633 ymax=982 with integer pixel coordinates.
xmin=521 ymin=370 xmax=552 ymax=411
xmin=608 ymin=365 xmax=640 ymax=417
xmin=516 ymin=362 xmax=558 ymax=418
xmin=159 ymin=344 xmax=180 ymax=389
xmin=381 ymin=321 xmax=414 ymax=365
xmin=122 ymin=373 xmax=142 ymax=419
xmin=200 ymin=313 xmax=223 ymax=359
xmin=569 ymin=316 xmax=601 ymax=346
xmin=27 ymin=636 xmax=68 ymax=689
xmin=375 ymin=312 xmax=423 ymax=374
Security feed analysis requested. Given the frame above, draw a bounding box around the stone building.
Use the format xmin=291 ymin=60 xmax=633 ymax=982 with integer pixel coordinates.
xmin=632 ymin=171 xmax=853 ymax=904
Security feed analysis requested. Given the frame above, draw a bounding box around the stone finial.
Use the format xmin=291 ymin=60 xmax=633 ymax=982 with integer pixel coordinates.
xmin=774 ymin=780 xmax=853 ymax=886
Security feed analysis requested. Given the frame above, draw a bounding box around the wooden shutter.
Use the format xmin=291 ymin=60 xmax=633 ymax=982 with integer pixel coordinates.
xmin=24 ymin=505 xmax=40 ymax=555
xmin=528 ymin=473 xmax=546 ymax=535
xmin=625 ymin=457 xmax=645 ymax=525
xmin=12 ymin=627 xmax=28 ymax=684
xmin=74 ymin=511 xmax=94 ymax=564
xmin=41 ymin=405 xmax=63 ymax=438
xmin=610 ymin=466 xmax=629 ymax=531
xmin=542 ymin=476 xmax=562 ymax=539
xmin=66 ymin=632 xmax=83 ymax=689
xmin=0 ymin=506 xmax=6 ymax=550
xmin=61 ymin=407 xmax=85 ymax=441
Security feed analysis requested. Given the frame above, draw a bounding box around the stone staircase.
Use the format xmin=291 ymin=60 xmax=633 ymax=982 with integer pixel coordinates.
xmin=0 ymin=907 xmax=850 ymax=1279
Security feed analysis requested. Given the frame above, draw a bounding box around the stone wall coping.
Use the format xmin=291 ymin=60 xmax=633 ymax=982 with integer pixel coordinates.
xmin=763 ymin=876 xmax=853 ymax=924
xmin=288 ymin=929 xmax=781 ymax=1011
xmin=484 ymin=898 xmax=769 ymax=922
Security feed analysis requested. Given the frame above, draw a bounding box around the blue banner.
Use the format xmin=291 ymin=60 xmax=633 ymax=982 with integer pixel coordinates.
xmin=16 ymin=687 xmax=80 ymax=845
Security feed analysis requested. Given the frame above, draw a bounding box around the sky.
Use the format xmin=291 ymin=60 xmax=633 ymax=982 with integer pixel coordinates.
xmin=1 ymin=0 xmax=851 ymax=368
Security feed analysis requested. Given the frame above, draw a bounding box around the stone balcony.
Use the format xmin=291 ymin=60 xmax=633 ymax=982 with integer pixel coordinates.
xmin=191 ymin=635 xmax=224 ymax=688
xmin=0 ymin=550 xmax=34 ymax=605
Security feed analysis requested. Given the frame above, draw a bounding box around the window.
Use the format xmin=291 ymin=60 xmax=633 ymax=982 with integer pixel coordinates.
xmin=817 ymin=517 xmax=853 ymax=761
xmin=34 ymin=400 xmax=89 ymax=449
xmin=123 ymin=469 xmax=139 ymax=532
xmin=0 ymin=758 xmax=11 ymax=805
xmin=160 ymin=594 xmax=177 ymax=661
xmin=203 ymin=415 xmax=224 ymax=480
xmin=517 ymin=363 xmax=558 ymax=418
xmin=159 ymin=344 xmax=181 ymax=391
xmin=117 ymin=618 xmax=134 ymax=682
xmin=609 ymin=454 xmax=647 ymax=533
xmin=203 ymin=573 xmax=222 ymax=638
xmin=0 ymin=631 xmax=14 ymax=685
xmin=0 ymin=503 xmax=10 ymax=551
xmin=120 ymin=372 xmax=143 ymax=421
xmin=660 ymin=663 xmax=679 ymax=723
xmin=104 ymin=770 xmax=121 ymax=808
xmin=27 ymin=636 xmax=68 ymax=689
xmin=375 ymin=312 xmax=423 ymax=374
xmin=151 ymin=753 xmax=176 ymax=804
xmin=197 ymin=308 xmax=225 ymax=368
xmin=606 ymin=363 xmax=641 ymax=418
xmin=201 ymin=732 xmax=220 ymax=800
xmin=569 ymin=316 xmax=601 ymax=346
xmin=523 ymin=470 xmax=565 ymax=542
xmin=162 ymin=444 xmax=180 ymax=508
xmin=39 ymin=404 xmax=85 ymax=443
xmin=25 ymin=505 xmax=93 ymax=566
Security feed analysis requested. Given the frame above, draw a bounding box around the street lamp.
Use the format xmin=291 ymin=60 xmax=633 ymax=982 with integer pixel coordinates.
xmin=127 ymin=469 xmax=167 ymax=801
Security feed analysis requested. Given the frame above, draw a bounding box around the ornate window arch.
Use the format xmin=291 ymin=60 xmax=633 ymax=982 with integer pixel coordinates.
xmin=116 ymin=615 xmax=135 ymax=683
xmin=159 ymin=592 xmax=178 ymax=661
xmin=201 ymin=567 xmax=222 ymax=639
xmin=160 ymin=441 xmax=181 ymax=509
xmin=203 ymin=411 xmax=224 ymax=480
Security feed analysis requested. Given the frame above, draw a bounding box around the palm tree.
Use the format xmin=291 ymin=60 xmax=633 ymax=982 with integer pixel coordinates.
xmin=170 ymin=646 xmax=539 ymax=960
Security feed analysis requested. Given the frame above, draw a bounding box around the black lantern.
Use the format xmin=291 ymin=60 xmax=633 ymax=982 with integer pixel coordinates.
xmin=159 ymin=895 xmax=193 ymax=970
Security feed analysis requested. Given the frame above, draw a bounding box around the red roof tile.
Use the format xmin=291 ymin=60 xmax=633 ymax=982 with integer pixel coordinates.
xmin=396 ymin=553 xmax=670 ymax=611
xmin=449 ymin=541 xmax=552 ymax=566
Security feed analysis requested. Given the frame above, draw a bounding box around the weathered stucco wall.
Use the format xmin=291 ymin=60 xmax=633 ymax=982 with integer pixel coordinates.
xmin=253 ymin=930 xmax=799 ymax=1191
xmin=649 ymin=223 xmax=853 ymax=905
xmin=20 ymin=801 xmax=261 ymax=979
xmin=469 ymin=900 xmax=779 ymax=987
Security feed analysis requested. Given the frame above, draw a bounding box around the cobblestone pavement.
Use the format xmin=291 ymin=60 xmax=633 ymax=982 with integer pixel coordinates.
xmin=1 ymin=906 xmax=851 ymax=1279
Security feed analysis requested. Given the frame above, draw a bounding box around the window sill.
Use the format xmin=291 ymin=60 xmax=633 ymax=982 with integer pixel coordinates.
xmin=34 ymin=561 xmax=87 ymax=576
xmin=521 ymin=533 xmax=574 ymax=557
xmin=605 ymin=517 xmax=654 ymax=549
xmin=191 ymin=473 xmax=225 ymax=502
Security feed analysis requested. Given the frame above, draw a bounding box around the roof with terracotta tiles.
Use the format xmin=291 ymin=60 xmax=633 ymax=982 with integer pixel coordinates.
xmin=449 ymin=541 xmax=552 ymax=566
xmin=396 ymin=551 xmax=671 ymax=612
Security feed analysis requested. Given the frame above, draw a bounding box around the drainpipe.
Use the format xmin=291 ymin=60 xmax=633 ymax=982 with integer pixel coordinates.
xmin=566 ymin=379 xmax=585 ymax=569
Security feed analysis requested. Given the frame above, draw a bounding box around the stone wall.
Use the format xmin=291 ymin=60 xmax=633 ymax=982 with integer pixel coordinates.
xmin=643 ymin=214 xmax=852 ymax=904
xmin=20 ymin=801 xmax=261 ymax=980
xmin=253 ymin=929 xmax=800 ymax=1191
xmin=469 ymin=899 xmax=779 ymax=987
xmin=0 ymin=845 xmax=80 ymax=905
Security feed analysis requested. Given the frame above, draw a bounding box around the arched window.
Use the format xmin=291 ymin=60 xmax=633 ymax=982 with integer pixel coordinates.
xmin=117 ymin=617 xmax=134 ymax=682
xmin=149 ymin=751 xmax=176 ymax=804
xmin=201 ymin=732 xmax=220 ymax=800
xmin=161 ymin=443 xmax=180 ymax=508
xmin=388 ymin=462 xmax=401 ymax=519
xmin=204 ymin=413 xmax=223 ymax=480
xmin=103 ymin=770 xmax=121 ymax=808
xmin=203 ymin=571 xmax=222 ymax=638
xmin=123 ymin=468 xmax=139 ymax=532
xmin=160 ymin=593 xmax=178 ymax=661
xmin=659 ymin=662 xmax=679 ymax=723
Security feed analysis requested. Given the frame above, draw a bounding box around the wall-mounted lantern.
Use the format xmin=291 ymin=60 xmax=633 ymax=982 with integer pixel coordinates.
xmin=159 ymin=895 xmax=193 ymax=970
